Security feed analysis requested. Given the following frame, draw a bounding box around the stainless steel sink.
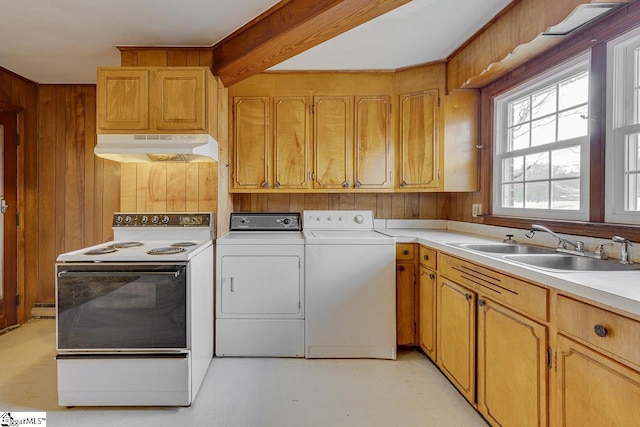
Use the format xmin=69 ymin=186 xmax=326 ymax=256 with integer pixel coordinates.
xmin=504 ymin=254 xmax=640 ymax=271
xmin=450 ymin=243 xmax=555 ymax=255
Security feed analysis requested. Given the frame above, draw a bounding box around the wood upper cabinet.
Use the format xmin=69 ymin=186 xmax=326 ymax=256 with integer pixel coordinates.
xmin=97 ymin=67 xmax=212 ymax=134
xmin=437 ymin=276 xmax=476 ymax=403
xmin=354 ymin=95 xmax=391 ymax=189
xmin=399 ymin=89 xmax=439 ymax=189
xmin=313 ymin=96 xmax=352 ymax=189
xmin=477 ymin=297 xmax=548 ymax=427
xmin=152 ymin=68 xmax=206 ymax=130
xmin=232 ymin=97 xmax=269 ymax=190
xmin=97 ymin=68 xmax=149 ymax=131
xmin=273 ymin=97 xmax=311 ymax=190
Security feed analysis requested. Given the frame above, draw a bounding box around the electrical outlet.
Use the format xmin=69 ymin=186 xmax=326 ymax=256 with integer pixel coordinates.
xmin=472 ymin=204 xmax=482 ymax=218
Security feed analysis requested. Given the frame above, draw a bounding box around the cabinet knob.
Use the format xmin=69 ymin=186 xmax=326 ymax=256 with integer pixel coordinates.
xmin=465 ymin=294 xmax=472 ymax=302
xmin=354 ymin=181 xmax=362 ymax=188
xmin=429 ymin=273 xmax=435 ymax=280
xmin=423 ymin=255 xmax=429 ymax=260
xmin=400 ymin=181 xmax=406 ymax=188
xmin=262 ymin=181 xmax=269 ymax=188
xmin=399 ymin=266 xmax=405 ymax=272
xmin=273 ymin=182 xmax=280 ymax=189
xmin=342 ymin=181 xmax=350 ymax=188
xmin=403 ymin=250 xmax=409 ymax=255
xmin=478 ymin=299 xmax=485 ymax=307
xmin=594 ymin=324 xmax=608 ymax=337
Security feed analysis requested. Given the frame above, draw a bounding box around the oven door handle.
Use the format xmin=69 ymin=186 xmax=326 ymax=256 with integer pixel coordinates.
xmin=57 ymin=269 xmax=185 ymax=278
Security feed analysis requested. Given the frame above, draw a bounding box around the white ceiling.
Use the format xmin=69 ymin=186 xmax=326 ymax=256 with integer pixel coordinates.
xmin=0 ymin=0 xmax=512 ymax=84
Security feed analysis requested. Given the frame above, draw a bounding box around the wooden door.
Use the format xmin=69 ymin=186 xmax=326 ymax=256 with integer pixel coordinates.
xmin=354 ymin=95 xmax=391 ymax=189
xmin=0 ymin=113 xmax=17 ymax=329
xmin=313 ymin=96 xmax=352 ymax=189
xmin=396 ymin=261 xmax=416 ymax=346
xmin=232 ymin=97 xmax=270 ymax=190
xmin=273 ymin=97 xmax=311 ymax=189
xmin=97 ymin=68 xmax=149 ymax=131
xmin=477 ymin=297 xmax=548 ymax=427
xmin=437 ymin=277 xmax=475 ymax=402
xmin=152 ymin=68 xmax=206 ymax=131
xmin=555 ymin=335 xmax=640 ymax=426
xmin=419 ymin=266 xmax=437 ymax=361
xmin=399 ymin=90 xmax=439 ymax=189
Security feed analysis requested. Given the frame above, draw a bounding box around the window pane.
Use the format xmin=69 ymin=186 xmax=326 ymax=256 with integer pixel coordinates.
xmin=626 ymin=173 xmax=640 ymax=211
xmin=509 ymin=97 xmax=530 ymax=127
xmin=635 ymin=88 xmax=640 ymax=125
xmin=558 ymin=105 xmax=588 ymax=141
xmin=551 ymin=179 xmax=580 ymax=209
xmin=525 ymin=182 xmax=549 ymax=209
xmin=626 ymin=133 xmax=640 ymax=172
xmin=559 ymin=71 xmax=589 ymax=110
xmin=503 ymin=157 xmax=524 ymax=182
xmin=508 ymin=124 xmax=530 ymax=151
xmin=525 ymin=152 xmax=549 ymax=180
xmin=502 ymin=183 xmax=524 ymax=208
xmin=531 ymin=116 xmax=556 ymax=146
xmin=532 ymin=87 xmax=557 ymax=119
xmin=552 ymin=146 xmax=581 ymax=178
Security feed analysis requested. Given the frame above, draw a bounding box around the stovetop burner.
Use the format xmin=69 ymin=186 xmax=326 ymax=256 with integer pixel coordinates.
xmin=84 ymin=247 xmax=118 ymax=256
xmin=110 ymin=241 xmax=144 ymax=249
xmin=147 ymin=247 xmax=187 ymax=255
xmin=171 ymin=242 xmax=197 ymax=247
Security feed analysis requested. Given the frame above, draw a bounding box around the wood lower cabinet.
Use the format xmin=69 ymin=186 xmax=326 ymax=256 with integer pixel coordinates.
xmin=477 ymin=297 xmax=548 ymax=427
xmin=555 ymin=335 xmax=640 ymax=426
xmin=418 ymin=265 xmax=437 ymax=361
xmin=437 ymin=277 xmax=476 ymax=403
xmin=396 ymin=243 xmax=417 ymax=346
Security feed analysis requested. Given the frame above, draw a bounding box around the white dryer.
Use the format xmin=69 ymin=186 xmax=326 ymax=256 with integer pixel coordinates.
xmin=215 ymin=213 xmax=304 ymax=357
xmin=303 ymin=210 xmax=396 ymax=359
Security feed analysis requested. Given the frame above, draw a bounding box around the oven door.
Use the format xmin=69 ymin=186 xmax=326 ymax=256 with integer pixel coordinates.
xmin=56 ymin=263 xmax=188 ymax=351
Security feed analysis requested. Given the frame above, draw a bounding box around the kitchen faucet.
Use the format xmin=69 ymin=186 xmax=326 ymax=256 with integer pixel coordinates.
xmin=525 ymin=224 xmax=585 ymax=254
xmin=612 ymin=236 xmax=633 ymax=264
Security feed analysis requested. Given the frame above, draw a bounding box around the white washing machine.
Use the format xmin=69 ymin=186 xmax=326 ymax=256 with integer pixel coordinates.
xmin=303 ymin=210 xmax=396 ymax=359
xmin=215 ymin=212 xmax=304 ymax=357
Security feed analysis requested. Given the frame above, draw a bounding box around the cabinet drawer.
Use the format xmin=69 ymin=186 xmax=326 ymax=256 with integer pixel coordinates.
xmin=396 ymin=244 xmax=415 ymax=261
xmin=439 ymin=253 xmax=548 ymax=322
xmin=557 ymin=296 xmax=640 ymax=368
xmin=419 ymin=246 xmax=437 ymax=270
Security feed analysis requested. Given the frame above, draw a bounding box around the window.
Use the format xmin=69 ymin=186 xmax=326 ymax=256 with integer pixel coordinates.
xmin=493 ymin=55 xmax=590 ymax=220
xmin=606 ymin=27 xmax=640 ymax=224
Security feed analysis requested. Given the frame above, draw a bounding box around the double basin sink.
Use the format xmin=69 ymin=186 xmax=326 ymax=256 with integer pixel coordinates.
xmin=449 ymin=243 xmax=640 ymax=272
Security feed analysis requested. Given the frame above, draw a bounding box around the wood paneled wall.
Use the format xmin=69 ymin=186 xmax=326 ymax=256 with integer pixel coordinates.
xmin=234 ymin=193 xmax=450 ymax=219
xmin=37 ymin=85 xmax=120 ymax=304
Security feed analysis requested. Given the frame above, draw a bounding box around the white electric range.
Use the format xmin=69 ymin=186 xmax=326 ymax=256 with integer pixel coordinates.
xmin=55 ymin=212 xmax=214 ymax=407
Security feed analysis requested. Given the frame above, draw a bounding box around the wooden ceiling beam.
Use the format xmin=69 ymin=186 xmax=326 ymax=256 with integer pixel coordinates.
xmin=212 ymin=0 xmax=411 ymax=87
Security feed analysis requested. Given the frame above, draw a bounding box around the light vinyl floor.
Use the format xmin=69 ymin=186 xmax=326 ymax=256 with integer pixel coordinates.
xmin=0 ymin=319 xmax=487 ymax=427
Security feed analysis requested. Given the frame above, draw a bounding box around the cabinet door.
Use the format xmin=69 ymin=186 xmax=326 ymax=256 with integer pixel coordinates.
xmin=419 ymin=266 xmax=437 ymax=361
xmin=152 ymin=69 xmax=206 ymax=131
xmin=399 ymin=90 xmax=439 ymax=189
xmin=273 ymin=97 xmax=311 ymax=189
xmin=232 ymin=97 xmax=270 ymax=190
xmin=556 ymin=335 xmax=640 ymax=427
xmin=396 ymin=261 xmax=416 ymax=346
xmin=313 ymin=96 xmax=352 ymax=189
xmin=437 ymin=277 xmax=475 ymax=402
xmin=97 ymin=68 xmax=149 ymax=131
xmin=477 ymin=297 xmax=548 ymax=427
xmin=354 ymin=95 xmax=391 ymax=189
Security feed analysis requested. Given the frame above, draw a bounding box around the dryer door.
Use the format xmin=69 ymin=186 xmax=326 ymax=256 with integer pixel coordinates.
xmin=219 ymin=255 xmax=302 ymax=316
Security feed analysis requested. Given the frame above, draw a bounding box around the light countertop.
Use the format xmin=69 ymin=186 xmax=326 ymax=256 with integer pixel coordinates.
xmin=377 ymin=226 xmax=640 ymax=318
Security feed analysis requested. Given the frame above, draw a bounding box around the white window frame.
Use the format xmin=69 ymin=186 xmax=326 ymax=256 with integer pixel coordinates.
xmin=493 ymin=54 xmax=590 ymax=221
xmin=606 ymin=26 xmax=640 ymax=225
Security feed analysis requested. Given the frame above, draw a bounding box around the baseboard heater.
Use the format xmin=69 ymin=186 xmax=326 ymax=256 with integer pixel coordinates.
xmin=32 ymin=303 xmax=55 ymax=318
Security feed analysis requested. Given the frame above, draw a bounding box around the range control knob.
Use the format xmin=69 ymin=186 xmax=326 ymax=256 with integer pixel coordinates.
xmin=283 ymin=218 xmax=291 ymax=225
xmin=115 ymin=215 xmax=124 ymax=224
xmin=355 ymin=214 xmax=364 ymax=224
xmin=192 ymin=216 xmax=202 ymax=225
xmin=162 ymin=215 xmax=170 ymax=224
xmin=124 ymin=216 xmax=132 ymax=224
xmin=140 ymin=216 xmax=148 ymax=224
xmin=151 ymin=215 xmax=160 ymax=224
